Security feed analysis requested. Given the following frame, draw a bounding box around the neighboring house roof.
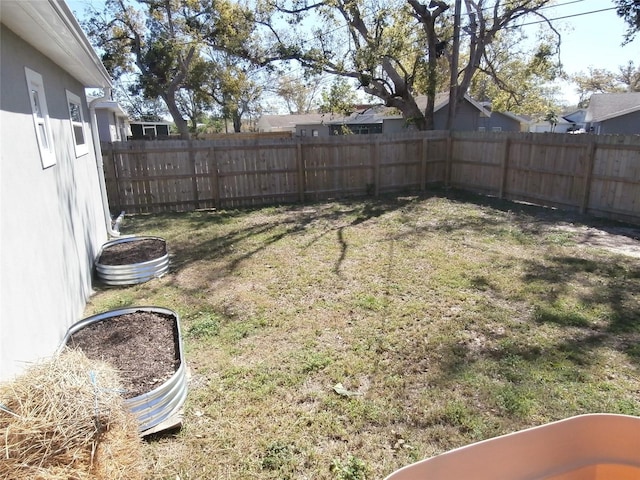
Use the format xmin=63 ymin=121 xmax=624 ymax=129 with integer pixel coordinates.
xmin=129 ymin=120 xmax=173 ymax=126
xmin=562 ymin=109 xmax=588 ymax=123
xmin=584 ymin=92 xmax=640 ymax=123
xmin=1 ymin=0 xmax=112 ymax=88
xmin=493 ymin=111 xmax=532 ymax=125
xmin=415 ymin=93 xmax=493 ymax=117
xmin=259 ymin=113 xmax=328 ymax=130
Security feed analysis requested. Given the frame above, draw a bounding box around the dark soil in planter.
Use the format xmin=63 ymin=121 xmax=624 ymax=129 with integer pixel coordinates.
xmin=66 ymin=311 xmax=180 ymax=398
xmin=98 ymin=238 xmax=167 ymax=266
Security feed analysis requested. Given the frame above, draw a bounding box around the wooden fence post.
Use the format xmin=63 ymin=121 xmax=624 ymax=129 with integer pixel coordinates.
xmin=580 ymin=141 xmax=597 ymax=214
xmin=498 ymin=137 xmax=511 ymax=199
xmin=210 ymin=146 xmax=220 ymax=209
xmin=296 ymin=139 xmax=305 ymax=203
xmin=445 ymin=133 xmax=453 ymax=187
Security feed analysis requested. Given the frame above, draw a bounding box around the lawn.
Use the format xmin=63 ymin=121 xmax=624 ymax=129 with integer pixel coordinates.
xmin=83 ymin=189 xmax=640 ymax=480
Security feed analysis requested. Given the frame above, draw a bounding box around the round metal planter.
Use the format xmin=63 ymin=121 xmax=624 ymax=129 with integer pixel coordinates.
xmin=95 ymin=236 xmax=169 ymax=286
xmin=62 ymin=306 xmax=188 ymax=435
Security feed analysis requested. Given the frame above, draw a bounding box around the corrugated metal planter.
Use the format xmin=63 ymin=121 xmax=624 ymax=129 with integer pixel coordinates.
xmin=95 ymin=236 xmax=169 ymax=286
xmin=62 ymin=306 xmax=188 ymax=435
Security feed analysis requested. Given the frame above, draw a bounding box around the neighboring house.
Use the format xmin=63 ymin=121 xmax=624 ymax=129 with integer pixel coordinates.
xmin=382 ymin=93 xmax=493 ymax=133
xmin=259 ymin=94 xmax=516 ymax=136
xmin=92 ymin=97 xmax=131 ymax=142
xmin=529 ymin=116 xmax=574 ymax=133
xmin=584 ymin=92 xmax=640 ymax=134
xmin=481 ymin=111 xmax=530 ymax=132
xmin=562 ymin=109 xmax=588 ymax=133
xmin=257 ymin=113 xmax=326 ymax=134
xmin=128 ymin=120 xmax=173 ymax=139
xmin=1 ymin=0 xmax=115 ymax=381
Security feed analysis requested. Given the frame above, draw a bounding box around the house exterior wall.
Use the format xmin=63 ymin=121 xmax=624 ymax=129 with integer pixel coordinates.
xmin=96 ymin=108 xmax=121 ymax=142
xmin=382 ymin=118 xmax=409 ymax=134
xmin=434 ymin=101 xmax=483 ymax=130
xmin=296 ymin=123 xmax=330 ymax=137
xmin=0 ymin=27 xmax=108 ymax=380
xmin=481 ymin=112 xmax=521 ymax=132
xmin=594 ymin=111 xmax=640 ymax=135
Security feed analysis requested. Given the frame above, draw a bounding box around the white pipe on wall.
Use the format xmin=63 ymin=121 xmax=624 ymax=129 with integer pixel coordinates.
xmin=89 ymin=88 xmax=121 ymax=238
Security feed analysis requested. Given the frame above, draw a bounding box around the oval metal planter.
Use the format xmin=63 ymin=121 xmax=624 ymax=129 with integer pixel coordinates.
xmin=62 ymin=306 xmax=188 ymax=435
xmin=95 ymin=236 xmax=170 ymax=286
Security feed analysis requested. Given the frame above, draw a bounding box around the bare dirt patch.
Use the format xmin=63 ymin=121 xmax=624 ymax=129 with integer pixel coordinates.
xmin=554 ymin=224 xmax=640 ymax=258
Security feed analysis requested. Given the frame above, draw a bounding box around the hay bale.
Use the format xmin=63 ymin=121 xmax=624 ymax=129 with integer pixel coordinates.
xmin=0 ymin=348 xmax=146 ymax=480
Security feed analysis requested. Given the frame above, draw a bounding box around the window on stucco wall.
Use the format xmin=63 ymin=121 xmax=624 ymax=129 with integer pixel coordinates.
xmin=25 ymin=67 xmax=56 ymax=168
xmin=66 ymin=90 xmax=89 ymax=157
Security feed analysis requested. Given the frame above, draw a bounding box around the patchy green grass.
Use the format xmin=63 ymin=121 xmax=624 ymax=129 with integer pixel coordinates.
xmin=83 ymin=189 xmax=640 ymax=479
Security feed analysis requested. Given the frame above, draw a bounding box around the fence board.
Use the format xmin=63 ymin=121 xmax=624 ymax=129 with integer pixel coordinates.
xmin=101 ymin=131 xmax=640 ymax=224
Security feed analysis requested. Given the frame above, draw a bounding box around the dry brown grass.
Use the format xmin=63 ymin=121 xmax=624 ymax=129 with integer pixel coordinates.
xmin=84 ymin=190 xmax=640 ymax=479
xmin=0 ymin=349 xmax=145 ymax=480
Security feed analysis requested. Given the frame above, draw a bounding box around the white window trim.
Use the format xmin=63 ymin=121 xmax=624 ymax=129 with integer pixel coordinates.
xmin=25 ymin=67 xmax=56 ymax=168
xmin=66 ymin=90 xmax=89 ymax=157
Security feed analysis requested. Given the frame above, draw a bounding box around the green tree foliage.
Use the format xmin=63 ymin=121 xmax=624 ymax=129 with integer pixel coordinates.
xmin=275 ymin=75 xmax=324 ymax=114
xmin=196 ymin=53 xmax=264 ymax=132
xmin=571 ymin=61 xmax=640 ymax=107
xmin=256 ymin=0 xmax=559 ymax=130
xmin=470 ymin=29 xmax=562 ymax=116
xmin=83 ymin=0 xmax=254 ymax=139
xmin=319 ymin=78 xmax=359 ymax=115
xmin=614 ymin=0 xmax=640 ymax=43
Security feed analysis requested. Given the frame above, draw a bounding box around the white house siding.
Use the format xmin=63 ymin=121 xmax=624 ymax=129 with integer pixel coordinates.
xmin=0 ymin=27 xmax=108 ymax=380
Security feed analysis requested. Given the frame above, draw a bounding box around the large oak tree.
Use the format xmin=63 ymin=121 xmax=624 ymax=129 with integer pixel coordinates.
xmin=83 ymin=0 xmax=255 ymax=139
xmin=254 ymin=0 xmax=560 ymax=130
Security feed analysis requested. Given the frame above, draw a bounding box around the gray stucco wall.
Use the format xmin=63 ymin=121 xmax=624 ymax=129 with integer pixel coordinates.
xmin=0 ymin=26 xmax=108 ymax=380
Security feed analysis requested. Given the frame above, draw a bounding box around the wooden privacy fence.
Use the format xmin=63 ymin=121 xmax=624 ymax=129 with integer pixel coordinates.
xmin=101 ymin=131 xmax=640 ymax=224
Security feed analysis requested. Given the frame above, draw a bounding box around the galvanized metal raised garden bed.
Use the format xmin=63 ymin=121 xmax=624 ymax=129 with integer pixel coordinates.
xmin=95 ymin=236 xmax=169 ymax=286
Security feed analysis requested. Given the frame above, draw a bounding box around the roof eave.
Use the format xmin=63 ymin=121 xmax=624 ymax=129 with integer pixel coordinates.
xmin=1 ymin=0 xmax=112 ymax=88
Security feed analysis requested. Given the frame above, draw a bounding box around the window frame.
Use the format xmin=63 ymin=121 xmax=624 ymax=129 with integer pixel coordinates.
xmin=25 ymin=67 xmax=56 ymax=168
xmin=66 ymin=90 xmax=89 ymax=157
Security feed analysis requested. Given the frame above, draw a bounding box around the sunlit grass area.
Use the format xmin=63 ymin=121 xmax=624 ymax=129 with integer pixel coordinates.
xmin=84 ymin=189 xmax=640 ymax=480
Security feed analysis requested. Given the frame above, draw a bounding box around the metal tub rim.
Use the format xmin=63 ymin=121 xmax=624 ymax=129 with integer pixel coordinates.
xmin=61 ymin=306 xmax=187 ymax=434
xmin=95 ymin=236 xmax=170 ymax=286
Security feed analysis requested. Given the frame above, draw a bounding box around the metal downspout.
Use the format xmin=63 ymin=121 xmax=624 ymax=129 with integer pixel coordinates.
xmin=89 ymin=89 xmax=121 ymax=238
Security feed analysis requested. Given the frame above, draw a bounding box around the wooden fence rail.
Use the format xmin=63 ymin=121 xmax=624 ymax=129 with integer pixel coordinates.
xmin=101 ymin=131 xmax=640 ymax=225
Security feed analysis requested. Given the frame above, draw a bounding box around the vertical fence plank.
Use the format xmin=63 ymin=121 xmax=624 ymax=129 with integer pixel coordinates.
xmin=499 ymin=138 xmax=510 ymax=199
xmin=580 ymin=142 xmax=597 ymax=214
xmin=210 ymin=146 xmax=220 ymax=209
xmin=445 ymin=133 xmax=453 ymax=187
xmin=297 ymin=140 xmax=305 ymax=203
xmin=373 ymin=139 xmax=380 ymax=197
xmin=420 ymin=138 xmax=428 ymax=191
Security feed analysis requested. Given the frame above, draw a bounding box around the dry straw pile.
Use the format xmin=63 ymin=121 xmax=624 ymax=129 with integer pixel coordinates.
xmin=0 ymin=348 xmax=146 ymax=479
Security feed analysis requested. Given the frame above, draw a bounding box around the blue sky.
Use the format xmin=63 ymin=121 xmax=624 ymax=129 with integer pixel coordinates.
xmin=67 ymin=0 xmax=639 ymax=106
xmin=533 ymin=0 xmax=640 ymax=104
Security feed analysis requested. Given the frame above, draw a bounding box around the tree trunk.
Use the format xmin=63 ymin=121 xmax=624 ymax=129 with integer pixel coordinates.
xmin=162 ymin=89 xmax=190 ymax=139
xmin=232 ymin=112 xmax=242 ymax=133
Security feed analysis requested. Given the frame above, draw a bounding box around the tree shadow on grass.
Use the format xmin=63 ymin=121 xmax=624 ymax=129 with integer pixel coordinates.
xmin=420 ymin=251 xmax=640 ymax=399
xmin=154 ymin=198 xmax=420 ymax=290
